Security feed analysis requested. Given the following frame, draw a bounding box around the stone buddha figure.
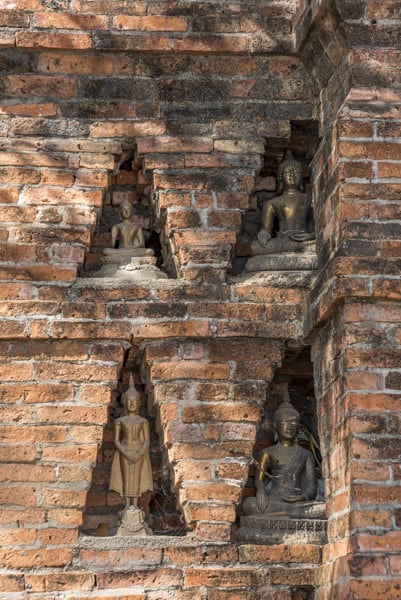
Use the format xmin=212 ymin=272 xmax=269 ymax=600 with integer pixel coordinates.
xmin=98 ymin=198 xmax=167 ymax=279
xmin=245 ymin=150 xmax=317 ymax=273
xmin=110 ymin=198 xmax=152 ymax=252
xmin=109 ymin=374 xmax=153 ymax=535
xmin=243 ymin=390 xmax=325 ymax=520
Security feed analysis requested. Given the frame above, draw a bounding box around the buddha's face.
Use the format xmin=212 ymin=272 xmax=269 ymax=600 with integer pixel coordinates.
xmin=120 ymin=201 xmax=133 ymax=220
xmin=275 ymin=413 xmax=299 ymax=442
xmin=124 ymin=392 xmax=139 ymax=414
xmin=282 ymin=164 xmax=302 ymax=189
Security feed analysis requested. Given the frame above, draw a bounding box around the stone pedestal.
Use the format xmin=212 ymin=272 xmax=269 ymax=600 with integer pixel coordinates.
xmin=236 ymin=515 xmax=327 ymax=545
xmin=95 ymin=248 xmax=167 ymax=280
xmin=245 ymin=251 xmax=317 ymax=273
xmin=116 ymin=506 xmax=152 ymax=537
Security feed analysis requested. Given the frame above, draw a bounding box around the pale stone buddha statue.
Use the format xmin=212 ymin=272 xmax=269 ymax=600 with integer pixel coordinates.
xmin=245 ymin=151 xmax=317 ymax=272
xmin=98 ymin=198 xmax=167 ymax=279
xmin=110 ymin=374 xmax=153 ymax=535
xmin=243 ymin=389 xmax=325 ymax=519
xmin=110 ymin=198 xmax=153 ymax=253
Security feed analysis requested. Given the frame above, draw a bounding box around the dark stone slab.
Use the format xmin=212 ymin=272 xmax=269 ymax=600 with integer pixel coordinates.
xmin=235 ymin=516 xmax=327 ymax=545
xmin=245 ymin=253 xmax=318 ymax=273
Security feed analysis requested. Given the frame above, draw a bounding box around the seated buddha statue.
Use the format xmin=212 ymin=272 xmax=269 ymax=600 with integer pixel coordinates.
xmin=108 ymin=198 xmax=154 ymax=256
xmin=245 ymin=151 xmax=316 ymax=273
xmin=242 ymin=391 xmax=325 ymax=520
xmin=98 ymin=199 xmax=166 ymax=279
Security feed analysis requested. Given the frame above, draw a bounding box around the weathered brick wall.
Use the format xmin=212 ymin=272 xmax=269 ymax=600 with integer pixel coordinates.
xmin=1 ymin=0 xmax=401 ymax=598
xmin=308 ymin=1 xmax=401 ymax=588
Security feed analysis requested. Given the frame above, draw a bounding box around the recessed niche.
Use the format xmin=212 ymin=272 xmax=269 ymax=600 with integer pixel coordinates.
xmin=80 ymin=150 xmax=166 ymax=277
xmin=241 ymin=346 xmax=323 ymax=508
xmin=81 ymin=347 xmax=184 ymax=536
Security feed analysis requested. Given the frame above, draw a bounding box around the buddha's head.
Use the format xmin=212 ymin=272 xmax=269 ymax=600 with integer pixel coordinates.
xmin=277 ymin=150 xmax=303 ymax=193
xmin=274 ymin=401 xmax=300 ymax=443
xmin=119 ymin=198 xmax=134 ymax=221
xmin=122 ymin=374 xmax=141 ymax=414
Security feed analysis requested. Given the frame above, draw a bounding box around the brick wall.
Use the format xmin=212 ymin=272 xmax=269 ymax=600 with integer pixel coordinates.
xmin=1 ymin=0 xmax=401 ymax=598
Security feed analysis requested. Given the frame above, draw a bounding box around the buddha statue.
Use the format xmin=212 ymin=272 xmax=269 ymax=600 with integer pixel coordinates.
xmin=109 ymin=375 xmax=153 ymax=535
xmin=245 ymin=151 xmax=317 ymax=273
xmin=242 ymin=390 xmax=325 ymax=520
xmin=97 ymin=198 xmax=167 ymax=279
xmin=110 ymin=198 xmax=153 ymax=253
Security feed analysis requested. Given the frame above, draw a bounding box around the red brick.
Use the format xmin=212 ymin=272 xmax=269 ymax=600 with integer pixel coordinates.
xmin=80 ymin=547 xmax=162 ymax=569
xmin=96 ymin=568 xmax=181 ymax=589
xmin=35 ymin=12 xmax=108 ymax=29
xmin=339 ymin=141 xmax=401 ymax=160
xmin=78 ymin=384 xmax=113 ymax=404
xmin=47 ymin=508 xmax=82 ymax=526
xmin=37 ymin=405 xmax=107 ymax=424
xmin=0 ymin=574 xmax=24 ymax=592
xmin=182 ymin=403 xmax=259 ymax=423
xmin=0 ymin=464 xmax=55 ymax=483
xmin=185 ymin=503 xmax=236 ymax=523
xmin=270 ymin=566 xmax=315 ymax=586
xmin=0 ymin=102 xmax=57 ymax=117
xmin=169 ymin=441 xmax=253 ymax=461
xmin=39 ymin=488 xmax=87 ymax=508
xmin=151 ymin=361 xmax=229 ymax=381
xmin=184 ymin=567 xmax=260 ymax=588
xmin=0 ymin=188 xmax=19 ymax=203
xmin=180 ymin=482 xmax=241 ymax=503
xmin=90 ymin=120 xmax=166 ymax=138
xmin=51 ymin=320 xmax=130 ymax=340
xmin=0 ymin=321 xmax=26 ymax=338
xmin=173 ymin=461 xmax=212 ymax=484
xmin=133 ymin=321 xmax=211 ymax=340
xmin=113 ymin=16 xmax=188 ymax=31
xmin=0 ymin=206 xmax=37 ymax=223
xmin=20 ymin=187 xmax=103 ymax=207
xmin=195 ymin=521 xmax=232 ymax=542
xmin=173 ymin=35 xmax=248 ymax=53
xmin=0 ymin=424 xmax=67 ymax=443
xmin=41 ymin=444 xmax=98 ymax=464
xmin=352 ymin=483 xmax=401 ymax=505
xmin=0 ymin=485 xmax=36 ymax=506
xmin=36 ymin=528 xmax=78 ymax=546
xmin=0 ymin=527 xmax=36 ymax=546
xmin=3 ymin=75 xmax=76 ymax=98
xmin=0 ymin=548 xmax=72 ymax=568
xmin=239 ymin=544 xmax=321 ymax=564
xmin=35 ymin=362 xmax=118 ymax=382
xmin=16 ymin=32 xmax=92 ymax=50
xmin=164 ymin=545 xmax=237 ymax=566
xmin=0 ymin=383 xmax=73 ymax=404
xmin=351 ymin=509 xmax=392 ymax=529
xmin=0 ymin=265 xmax=76 ymax=282
xmin=349 ymin=580 xmax=401 ymax=600
xmin=93 ymin=33 xmax=171 ymax=51
xmin=0 ymin=33 xmax=15 ymax=47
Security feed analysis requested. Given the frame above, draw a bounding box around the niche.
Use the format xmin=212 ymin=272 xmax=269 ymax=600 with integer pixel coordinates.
xmin=81 ymin=149 xmax=166 ymax=277
xmin=241 ymin=346 xmax=323 ymax=509
xmin=231 ymin=120 xmax=319 ymax=276
xmin=81 ymin=347 xmax=185 ymax=536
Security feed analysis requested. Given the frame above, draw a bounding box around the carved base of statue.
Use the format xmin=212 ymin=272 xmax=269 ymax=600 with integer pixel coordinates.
xmin=242 ymin=496 xmax=326 ymax=519
xmin=116 ymin=506 xmax=152 ymax=537
xmin=245 ymin=250 xmax=317 ymax=273
xmin=96 ymin=248 xmax=167 ymax=280
xmin=236 ymin=514 xmax=327 ymax=545
xmin=250 ymin=237 xmax=316 ymax=257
